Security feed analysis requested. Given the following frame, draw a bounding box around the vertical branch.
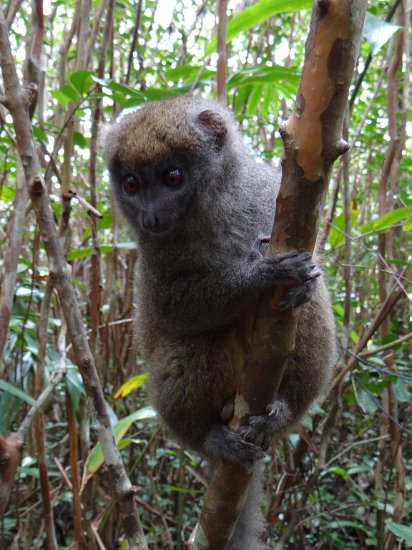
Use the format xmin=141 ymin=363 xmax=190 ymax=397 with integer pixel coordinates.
xmin=342 ymin=111 xmax=351 ymax=346
xmin=0 ymin=163 xmax=27 ymax=365
xmin=25 ymin=0 xmax=44 ymax=88
xmin=89 ymin=0 xmax=114 ymax=365
xmin=0 ymin=0 xmax=43 ymax=367
xmin=34 ymin=277 xmax=58 ymax=550
xmin=61 ymin=0 xmax=91 ymax=198
xmin=5 ymin=0 xmax=23 ymax=26
xmin=76 ymin=0 xmax=91 ymax=68
xmin=0 ymin=8 xmax=148 ymax=548
xmin=375 ymin=4 xmax=405 ymax=546
xmin=125 ymin=0 xmax=143 ymax=85
xmin=216 ymin=0 xmax=228 ymax=106
xmin=26 ymin=4 xmax=59 ymax=542
xmin=194 ymin=1 xmax=367 ymax=547
xmin=66 ymin=387 xmax=83 ymax=549
xmin=85 ymin=0 xmax=109 ymax=68
xmin=382 ymin=4 xmax=408 ymax=548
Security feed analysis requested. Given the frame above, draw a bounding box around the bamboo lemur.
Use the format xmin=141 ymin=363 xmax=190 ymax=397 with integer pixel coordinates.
xmin=105 ymin=95 xmax=335 ymax=548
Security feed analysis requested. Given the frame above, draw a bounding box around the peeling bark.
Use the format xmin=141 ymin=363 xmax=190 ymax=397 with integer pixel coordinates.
xmin=194 ymin=0 xmax=367 ymax=547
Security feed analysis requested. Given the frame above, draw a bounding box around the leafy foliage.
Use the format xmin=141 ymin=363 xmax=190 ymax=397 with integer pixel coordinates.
xmin=0 ymin=0 xmax=410 ymax=548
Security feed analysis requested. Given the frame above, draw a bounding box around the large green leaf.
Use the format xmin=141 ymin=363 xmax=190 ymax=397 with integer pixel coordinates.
xmin=87 ymin=406 xmax=157 ymax=473
xmin=92 ymin=76 xmax=189 ymax=104
xmin=386 ymin=520 xmax=412 ymax=547
xmin=69 ymin=70 xmax=95 ymax=95
xmin=228 ymin=65 xmax=300 ymax=89
xmin=164 ymin=65 xmax=216 ymax=84
xmin=205 ymin=0 xmax=312 ymax=55
xmin=360 ymin=207 xmax=410 ymax=235
xmin=51 ymin=88 xmax=75 ymax=107
xmin=246 ymin=83 xmax=264 ymax=114
xmin=0 ymin=380 xmax=36 ymax=406
xmin=66 ymin=367 xmax=85 ymax=414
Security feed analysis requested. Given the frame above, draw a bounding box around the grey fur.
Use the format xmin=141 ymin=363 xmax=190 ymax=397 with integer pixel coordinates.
xmin=105 ymin=95 xmax=336 ymax=548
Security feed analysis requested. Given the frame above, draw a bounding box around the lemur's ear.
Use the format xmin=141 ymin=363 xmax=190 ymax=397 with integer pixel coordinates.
xmin=197 ymin=109 xmax=228 ymax=147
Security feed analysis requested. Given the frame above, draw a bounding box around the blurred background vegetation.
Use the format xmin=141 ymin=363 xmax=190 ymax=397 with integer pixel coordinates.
xmin=0 ymin=0 xmax=410 ymax=548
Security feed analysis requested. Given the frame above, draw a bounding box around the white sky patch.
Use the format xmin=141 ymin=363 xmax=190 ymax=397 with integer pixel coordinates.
xmin=154 ymin=0 xmax=177 ymax=29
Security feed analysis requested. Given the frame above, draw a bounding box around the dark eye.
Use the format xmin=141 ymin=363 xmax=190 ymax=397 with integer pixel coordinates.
xmin=162 ymin=167 xmax=183 ymax=188
xmin=123 ymin=174 xmax=139 ymax=194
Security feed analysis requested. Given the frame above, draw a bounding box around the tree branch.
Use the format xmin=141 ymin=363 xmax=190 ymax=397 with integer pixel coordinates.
xmin=217 ymin=0 xmax=228 ymax=106
xmin=194 ymin=0 xmax=367 ymax=547
xmin=0 ymin=7 xmax=147 ymax=548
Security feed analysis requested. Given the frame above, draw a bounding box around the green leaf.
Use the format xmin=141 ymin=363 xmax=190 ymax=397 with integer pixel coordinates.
xmin=373 ymin=208 xmax=410 ymax=230
xmin=73 ymin=131 xmax=88 ymax=149
xmin=107 ymin=81 xmax=145 ymax=98
xmin=261 ymin=84 xmax=274 ymax=117
xmin=114 ymin=374 xmax=148 ymax=399
xmin=246 ymin=83 xmax=263 ymax=114
xmin=17 ymin=466 xmax=40 ymax=478
xmin=51 ymin=89 xmax=72 ymax=107
xmin=327 ymin=466 xmax=348 ymax=478
xmin=333 ymin=303 xmax=344 ymax=321
xmin=360 ymin=208 xmax=410 ymax=235
xmin=98 ymin=210 xmax=113 ymax=230
xmin=328 ymin=208 xmax=358 ymax=248
xmin=395 ymin=379 xmax=412 ymax=403
xmin=228 ymin=65 xmax=300 ymax=89
xmin=100 ymin=244 xmax=114 ymax=254
xmin=328 ymin=213 xmax=346 ymax=248
xmin=61 ymin=83 xmax=79 ymax=102
xmin=96 ymin=78 xmax=189 ymax=104
xmin=69 ymin=70 xmax=95 ymax=95
xmin=164 ymin=65 xmax=216 ymax=84
xmin=67 ymin=242 xmax=134 ymax=260
xmin=330 ymin=519 xmax=372 ymax=534
xmin=66 ymin=367 xmax=85 ymax=413
xmin=352 ymin=377 xmax=378 ymax=414
xmin=0 ymin=380 xmax=36 ymax=406
xmin=81 ymin=210 xmax=113 ymax=241
xmin=386 ymin=520 xmax=412 ymax=547
xmin=67 ymin=246 xmax=93 ymax=260
xmin=32 ymin=126 xmax=48 ymax=141
xmin=363 ymin=12 xmax=401 ymax=55
xmin=90 ymin=75 xmax=111 ymax=87
xmin=205 ymin=0 xmax=312 ymax=55
xmin=350 ymin=330 xmax=359 ymax=344
xmin=0 ymin=185 xmax=15 ymax=201
xmin=114 ymin=93 xmax=137 ymax=107
xmin=160 ymin=484 xmax=204 ymax=495
xmin=87 ymin=406 xmax=157 ymax=473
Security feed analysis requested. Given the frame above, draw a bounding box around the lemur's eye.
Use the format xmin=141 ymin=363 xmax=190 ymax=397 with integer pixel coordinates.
xmin=163 ymin=167 xmax=183 ymax=188
xmin=123 ymin=175 xmax=139 ymax=194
